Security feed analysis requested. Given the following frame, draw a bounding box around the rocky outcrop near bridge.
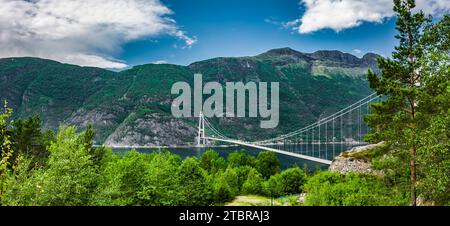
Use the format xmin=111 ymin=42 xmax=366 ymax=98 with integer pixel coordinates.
xmin=329 ymin=142 xmax=384 ymax=175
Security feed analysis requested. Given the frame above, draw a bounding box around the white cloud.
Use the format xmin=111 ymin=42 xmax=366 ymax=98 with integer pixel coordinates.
xmin=0 ymin=0 xmax=196 ymax=68
xmin=353 ymin=49 xmax=362 ymax=54
xmin=172 ymin=30 xmax=197 ymax=48
xmin=153 ymin=60 xmax=168 ymax=64
xmin=290 ymin=0 xmax=450 ymax=34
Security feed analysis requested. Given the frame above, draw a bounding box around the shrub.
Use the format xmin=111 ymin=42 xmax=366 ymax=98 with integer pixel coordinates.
xmin=242 ymin=168 xmax=264 ymax=195
xmin=303 ymin=171 xmax=408 ymax=206
xmin=176 ymin=157 xmax=213 ymax=206
xmin=256 ymin=151 xmax=280 ymax=179
xmin=200 ymin=149 xmax=226 ymax=174
xmin=36 ymin=127 xmax=99 ymax=206
xmin=278 ymin=167 xmax=306 ymax=195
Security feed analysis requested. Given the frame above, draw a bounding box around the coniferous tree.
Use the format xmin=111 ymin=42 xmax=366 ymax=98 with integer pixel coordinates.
xmin=366 ymin=0 xmax=429 ymax=206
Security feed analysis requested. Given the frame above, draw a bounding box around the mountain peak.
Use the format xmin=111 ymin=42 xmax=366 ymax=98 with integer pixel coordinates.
xmin=308 ymin=50 xmax=361 ymax=64
xmin=266 ymin=47 xmax=301 ymax=55
xmin=256 ymin=47 xmax=310 ymax=65
xmin=254 ymin=47 xmax=384 ymax=69
xmin=362 ymin=53 xmax=380 ymax=60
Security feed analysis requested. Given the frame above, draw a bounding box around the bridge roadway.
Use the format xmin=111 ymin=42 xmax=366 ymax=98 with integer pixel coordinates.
xmin=205 ymin=136 xmax=333 ymax=165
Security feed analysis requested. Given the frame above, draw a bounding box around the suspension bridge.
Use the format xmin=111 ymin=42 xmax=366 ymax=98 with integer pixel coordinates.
xmin=197 ymin=93 xmax=382 ymax=165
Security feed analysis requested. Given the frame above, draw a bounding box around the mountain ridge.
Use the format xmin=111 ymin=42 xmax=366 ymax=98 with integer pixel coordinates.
xmin=0 ymin=47 xmax=380 ymax=72
xmin=0 ymin=48 xmax=378 ymax=146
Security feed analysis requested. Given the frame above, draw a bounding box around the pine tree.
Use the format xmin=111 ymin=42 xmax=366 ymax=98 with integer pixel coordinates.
xmin=366 ymin=0 xmax=429 ymax=206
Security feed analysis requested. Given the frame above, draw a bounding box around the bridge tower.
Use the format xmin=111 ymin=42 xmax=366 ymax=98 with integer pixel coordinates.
xmin=197 ymin=111 xmax=206 ymax=146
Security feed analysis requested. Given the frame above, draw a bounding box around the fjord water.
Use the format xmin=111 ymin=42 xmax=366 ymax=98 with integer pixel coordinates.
xmin=113 ymin=143 xmax=359 ymax=171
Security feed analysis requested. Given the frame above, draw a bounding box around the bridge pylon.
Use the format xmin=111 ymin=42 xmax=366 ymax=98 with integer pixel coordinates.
xmin=197 ymin=111 xmax=206 ymax=146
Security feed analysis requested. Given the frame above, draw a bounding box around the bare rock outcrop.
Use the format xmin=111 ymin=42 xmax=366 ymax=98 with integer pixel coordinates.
xmin=104 ymin=112 xmax=197 ymax=147
xmin=329 ymin=142 xmax=384 ymax=175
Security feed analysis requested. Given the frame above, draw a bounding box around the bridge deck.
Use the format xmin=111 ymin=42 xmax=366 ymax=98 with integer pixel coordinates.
xmin=205 ymin=137 xmax=332 ymax=165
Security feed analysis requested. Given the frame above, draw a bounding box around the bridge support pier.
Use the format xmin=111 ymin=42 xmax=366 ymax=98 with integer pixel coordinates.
xmin=197 ymin=111 xmax=206 ymax=146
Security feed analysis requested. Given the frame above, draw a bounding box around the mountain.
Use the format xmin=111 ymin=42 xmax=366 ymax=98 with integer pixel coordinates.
xmin=0 ymin=48 xmax=380 ymax=146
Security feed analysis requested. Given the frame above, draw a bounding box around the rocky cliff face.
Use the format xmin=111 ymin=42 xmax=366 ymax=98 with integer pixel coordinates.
xmin=0 ymin=48 xmax=379 ymax=146
xmin=104 ymin=113 xmax=197 ymax=147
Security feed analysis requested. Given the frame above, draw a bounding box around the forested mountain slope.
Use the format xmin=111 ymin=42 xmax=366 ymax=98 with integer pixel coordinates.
xmin=0 ymin=48 xmax=378 ymax=146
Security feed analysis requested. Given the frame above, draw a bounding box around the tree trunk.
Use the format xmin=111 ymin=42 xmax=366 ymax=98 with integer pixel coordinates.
xmin=407 ymin=13 xmax=417 ymax=206
xmin=410 ymin=145 xmax=417 ymax=206
xmin=410 ymin=103 xmax=417 ymax=206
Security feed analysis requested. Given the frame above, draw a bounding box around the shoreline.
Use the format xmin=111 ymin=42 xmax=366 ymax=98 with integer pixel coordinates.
xmin=93 ymin=144 xmax=241 ymax=149
xmin=94 ymin=141 xmax=366 ymax=150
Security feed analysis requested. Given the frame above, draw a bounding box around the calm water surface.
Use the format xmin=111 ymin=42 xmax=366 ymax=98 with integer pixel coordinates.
xmin=113 ymin=143 xmax=359 ymax=171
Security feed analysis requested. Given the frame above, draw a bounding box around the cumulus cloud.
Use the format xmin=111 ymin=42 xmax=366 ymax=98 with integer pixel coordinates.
xmin=0 ymin=0 xmax=196 ymax=68
xmin=289 ymin=0 xmax=450 ymax=34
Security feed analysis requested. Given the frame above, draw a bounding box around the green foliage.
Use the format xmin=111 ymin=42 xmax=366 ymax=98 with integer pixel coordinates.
xmin=415 ymin=15 xmax=450 ymax=205
xmin=304 ymin=172 xmax=408 ymax=206
xmin=256 ymin=151 xmax=280 ymax=179
xmin=36 ymin=126 xmax=99 ymax=206
xmin=1 ymin=102 xmax=446 ymax=206
xmin=1 ymin=117 xmax=311 ymax=206
xmin=417 ymin=114 xmax=450 ymax=205
xmin=81 ymin=125 xmax=108 ymax=168
xmin=227 ymin=150 xmax=256 ymax=168
xmin=0 ymin=102 xmax=14 ymax=199
xmin=212 ymin=168 xmax=238 ymax=204
xmin=366 ymin=0 xmax=449 ymax=205
xmin=1 ymin=155 xmax=39 ymax=206
xmin=200 ymin=149 xmax=226 ymax=174
xmin=281 ymin=195 xmax=301 ymax=206
xmin=94 ymin=151 xmax=151 ymax=205
xmin=342 ymin=143 xmax=390 ymax=161
xmin=242 ymin=168 xmax=264 ymax=195
xmin=136 ymin=152 xmax=181 ymax=206
xmin=176 ymin=157 xmax=213 ymax=206
xmin=262 ymin=167 xmax=306 ymax=197
xmin=233 ymin=166 xmax=254 ymax=192
xmin=10 ymin=116 xmax=54 ymax=168
xmin=93 ymin=150 xmax=190 ymax=206
xmin=277 ymin=167 xmax=307 ymax=195
xmin=263 ymin=174 xmax=283 ymax=198
xmin=366 ymin=0 xmax=429 ymax=154
xmin=222 ymin=167 xmax=240 ymax=195
xmin=0 ymin=102 xmax=13 ymax=166
xmin=212 ymin=175 xmax=234 ymax=204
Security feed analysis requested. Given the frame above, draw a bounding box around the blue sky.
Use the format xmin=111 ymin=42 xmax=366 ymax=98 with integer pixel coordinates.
xmin=121 ymin=0 xmax=398 ymax=66
xmin=1 ymin=0 xmax=448 ymax=68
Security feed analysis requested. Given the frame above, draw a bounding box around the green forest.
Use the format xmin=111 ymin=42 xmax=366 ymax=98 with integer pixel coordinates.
xmin=0 ymin=0 xmax=449 ymax=206
xmin=0 ymin=114 xmax=410 ymax=206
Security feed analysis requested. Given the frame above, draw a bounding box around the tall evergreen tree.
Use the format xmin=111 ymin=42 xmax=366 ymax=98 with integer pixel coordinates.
xmin=366 ymin=0 xmax=429 ymax=206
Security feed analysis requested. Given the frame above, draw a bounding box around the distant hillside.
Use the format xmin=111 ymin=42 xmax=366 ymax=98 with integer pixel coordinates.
xmin=0 ymin=48 xmax=380 ymax=146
